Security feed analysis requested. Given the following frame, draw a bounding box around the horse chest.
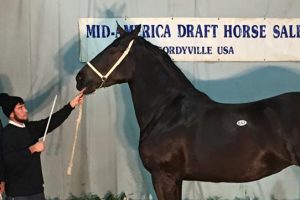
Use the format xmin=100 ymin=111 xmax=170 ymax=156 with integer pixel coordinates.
xmin=139 ymin=133 xmax=186 ymax=172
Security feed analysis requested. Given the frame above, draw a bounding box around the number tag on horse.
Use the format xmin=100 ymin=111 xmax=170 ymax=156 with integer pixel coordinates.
xmin=237 ymin=120 xmax=247 ymax=126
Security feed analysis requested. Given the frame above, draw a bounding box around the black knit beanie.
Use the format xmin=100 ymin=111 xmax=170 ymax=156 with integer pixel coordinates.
xmin=0 ymin=93 xmax=24 ymax=118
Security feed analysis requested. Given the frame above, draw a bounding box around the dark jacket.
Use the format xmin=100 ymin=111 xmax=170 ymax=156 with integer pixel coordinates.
xmin=1 ymin=103 xmax=74 ymax=196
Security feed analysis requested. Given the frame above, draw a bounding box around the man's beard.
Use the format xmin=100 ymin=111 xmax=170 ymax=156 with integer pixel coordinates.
xmin=14 ymin=114 xmax=28 ymax=123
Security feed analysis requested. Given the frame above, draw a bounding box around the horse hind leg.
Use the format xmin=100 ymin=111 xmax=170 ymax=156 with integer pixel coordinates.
xmin=151 ymin=173 xmax=182 ymax=200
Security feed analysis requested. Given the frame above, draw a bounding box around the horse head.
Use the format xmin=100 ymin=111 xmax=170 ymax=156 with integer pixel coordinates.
xmin=76 ymin=24 xmax=141 ymax=94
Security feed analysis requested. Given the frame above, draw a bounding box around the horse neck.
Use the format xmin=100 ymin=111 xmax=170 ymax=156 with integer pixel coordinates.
xmin=128 ymin=44 xmax=197 ymax=131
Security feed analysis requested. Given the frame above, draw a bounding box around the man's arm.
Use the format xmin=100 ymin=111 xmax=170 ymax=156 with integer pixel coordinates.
xmin=1 ymin=129 xmax=44 ymax=183
xmin=2 ymin=143 xmax=33 ymax=186
xmin=27 ymin=91 xmax=84 ymax=140
xmin=2 ymin=133 xmax=32 ymax=169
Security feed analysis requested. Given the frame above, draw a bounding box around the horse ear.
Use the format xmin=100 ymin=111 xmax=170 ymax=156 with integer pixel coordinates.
xmin=116 ymin=21 xmax=126 ymax=37
xmin=133 ymin=24 xmax=141 ymax=36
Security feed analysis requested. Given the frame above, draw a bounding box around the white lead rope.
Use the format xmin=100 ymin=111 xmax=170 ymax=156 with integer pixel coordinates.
xmin=67 ymin=104 xmax=83 ymax=175
xmin=42 ymin=95 xmax=58 ymax=141
xmin=87 ymin=39 xmax=134 ymax=84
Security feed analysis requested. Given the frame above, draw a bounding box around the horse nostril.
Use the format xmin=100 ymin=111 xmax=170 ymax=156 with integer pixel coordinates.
xmin=76 ymin=74 xmax=82 ymax=82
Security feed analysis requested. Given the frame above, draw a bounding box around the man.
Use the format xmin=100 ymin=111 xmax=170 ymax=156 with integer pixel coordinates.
xmin=0 ymin=92 xmax=84 ymax=200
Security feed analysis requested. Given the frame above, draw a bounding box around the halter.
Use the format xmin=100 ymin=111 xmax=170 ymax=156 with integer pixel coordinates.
xmin=87 ymin=39 xmax=134 ymax=88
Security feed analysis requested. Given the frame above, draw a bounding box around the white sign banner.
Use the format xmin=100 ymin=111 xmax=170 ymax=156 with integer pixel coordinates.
xmin=79 ymin=18 xmax=300 ymax=62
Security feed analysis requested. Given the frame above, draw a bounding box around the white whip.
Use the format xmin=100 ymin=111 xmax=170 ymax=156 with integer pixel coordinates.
xmin=67 ymin=103 xmax=83 ymax=175
xmin=42 ymin=95 xmax=58 ymax=141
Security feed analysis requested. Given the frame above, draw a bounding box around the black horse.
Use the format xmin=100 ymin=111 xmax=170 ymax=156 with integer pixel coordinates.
xmin=76 ymin=25 xmax=300 ymax=200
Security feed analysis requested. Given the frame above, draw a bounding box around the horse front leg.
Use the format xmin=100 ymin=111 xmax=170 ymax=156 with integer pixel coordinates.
xmin=151 ymin=173 xmax=182 ymax=200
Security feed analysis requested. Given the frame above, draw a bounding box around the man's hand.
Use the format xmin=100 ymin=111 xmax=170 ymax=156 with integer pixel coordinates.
xmin=29 ymin=141 xmax=45 ymax=154
xmin=70 ymin=90 xmax=85 ymax=108
xmin=0 ymin=181 xmax=5 ymax=194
